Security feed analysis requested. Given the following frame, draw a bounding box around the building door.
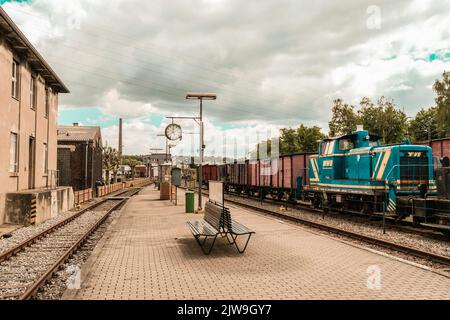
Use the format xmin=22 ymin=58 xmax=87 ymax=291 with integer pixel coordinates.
xmin=28 ymin=137 xmax=36 ymax=189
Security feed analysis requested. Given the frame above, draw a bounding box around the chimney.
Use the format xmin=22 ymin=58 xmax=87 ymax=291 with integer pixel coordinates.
xmin=118 ymin=118 xmax=123 ymax=157
xmin=73 ymin=123 xmax=79 ymax=127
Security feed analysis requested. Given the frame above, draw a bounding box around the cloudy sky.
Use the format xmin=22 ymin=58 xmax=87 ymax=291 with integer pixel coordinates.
xmin=2 ymin=0 xmax=450 ymax=158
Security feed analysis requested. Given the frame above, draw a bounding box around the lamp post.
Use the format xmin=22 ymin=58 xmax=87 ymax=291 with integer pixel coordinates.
xmin=185 ymin=92 xmax=217 ymax=212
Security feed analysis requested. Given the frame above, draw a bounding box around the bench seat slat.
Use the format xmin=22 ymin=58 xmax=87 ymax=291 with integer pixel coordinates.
xmin=187 ymin=220 xmax=218 ymax=236
xmin=229 ymin=220 xmax=254 ymax=235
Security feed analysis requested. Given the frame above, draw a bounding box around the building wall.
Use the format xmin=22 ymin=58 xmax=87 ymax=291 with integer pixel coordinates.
xmin=57 ymin=141 xmax=103 ymax=191
xmin=0 ymin=34 xmax=59 ymax=224
xmin=57 ymin=147 xmax=72 ymax=187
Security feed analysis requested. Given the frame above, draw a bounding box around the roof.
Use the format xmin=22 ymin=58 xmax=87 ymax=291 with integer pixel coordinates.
xmin=324 ymin=131 xmax=381 ymax=141
xmin=416 ymin=137 xmax=450 ymax=144
xmin=57 ymin=125 xmax=101 ymax=142
xmin=0 ymin=7 xmax=69 ymax=93
xmin=143 ymin=154 xmax=172 ymax=163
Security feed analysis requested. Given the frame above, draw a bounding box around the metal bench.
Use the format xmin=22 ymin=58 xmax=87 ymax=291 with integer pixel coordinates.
xmin=187 ymin=202 xmax=225 ymax=255
xmin=206 ymin=201 xmax=255 ymax=254
xmin=221 ymin=209 xmax=255 ymax=254
xmin=187 ymin=201 xmax=254 ymax=254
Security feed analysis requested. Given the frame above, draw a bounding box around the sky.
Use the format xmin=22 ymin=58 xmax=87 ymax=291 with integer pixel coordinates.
xmin=2 ymin=0 xmax=450 ymax=158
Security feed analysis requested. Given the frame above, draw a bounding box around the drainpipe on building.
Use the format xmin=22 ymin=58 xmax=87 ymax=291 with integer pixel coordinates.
xmin=17 ymin=73 xmax=22 ymax=192
xmin=91 ymin=141 xmax=95 ymax=195
xmin=85 ymin=141 xmax=89 ymax=190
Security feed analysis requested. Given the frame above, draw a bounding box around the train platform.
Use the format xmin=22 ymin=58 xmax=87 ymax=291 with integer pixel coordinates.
xmin=63 ymin=186 xmax=450 ymax=300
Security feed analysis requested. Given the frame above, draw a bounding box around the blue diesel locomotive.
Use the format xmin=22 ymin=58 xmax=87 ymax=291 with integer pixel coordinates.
xmin=303 ymin=128 xmax=442 ymax=222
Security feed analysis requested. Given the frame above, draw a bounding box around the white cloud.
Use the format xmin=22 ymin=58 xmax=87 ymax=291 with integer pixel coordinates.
xmin=100 ymin=89 xmax=157 ymax=119
xmin=3 ymin=0 xmax=450 ymax=154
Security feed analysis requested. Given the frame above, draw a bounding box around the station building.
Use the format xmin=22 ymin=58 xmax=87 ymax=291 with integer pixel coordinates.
xmin=0 ymin=8 xmax=71 ymax=225
xmin=143 ymin=153 xmax=172 ymax=179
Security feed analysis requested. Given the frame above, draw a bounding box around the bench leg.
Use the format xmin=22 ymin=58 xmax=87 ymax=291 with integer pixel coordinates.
xmin=194 ymin=234 xmax=218 ymax=255
xmin=223 ymin=230 xmax=236 ymax=245
xmin=219 ymin=227 xmax=229 ymax=240
xmin=230 ymin=233 xmax=253 ymax=254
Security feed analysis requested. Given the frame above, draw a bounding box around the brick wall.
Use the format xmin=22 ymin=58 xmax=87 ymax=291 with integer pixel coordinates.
xmin=57 ymin=147 xmax=72 ymax=187
xmin=57 ymin=141 xmax=103 ymax=191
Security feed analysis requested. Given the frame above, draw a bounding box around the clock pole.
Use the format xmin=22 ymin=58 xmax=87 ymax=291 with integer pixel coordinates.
xmin=199 ymin=98 xmax=203 ymax=211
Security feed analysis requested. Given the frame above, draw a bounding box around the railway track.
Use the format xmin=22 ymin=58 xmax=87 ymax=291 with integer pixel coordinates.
xmin=184 ymin=187 xmax=450 ymax=269
xmin=229 ymin=191 xmax=450 ymax=241
xmin=0 ymin=187 xmax=142 ymax=300
xmin=225 ymin=197 xmax=450 ymax=267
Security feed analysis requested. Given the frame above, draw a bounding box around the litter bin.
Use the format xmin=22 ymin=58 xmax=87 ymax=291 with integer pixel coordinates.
xmin=185 ymin=191 xmax=195 ymax=213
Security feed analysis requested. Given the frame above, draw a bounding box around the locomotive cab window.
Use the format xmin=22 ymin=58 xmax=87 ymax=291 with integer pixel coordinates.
xmin=320 ymin=141 xmax=336 ymax=156
xmin=338 ymin=139 xmax=354 ymax=151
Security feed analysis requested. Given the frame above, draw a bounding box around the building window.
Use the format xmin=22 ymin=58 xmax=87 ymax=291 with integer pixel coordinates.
xmin=9 ymin=133 xmax=18 ymax=173
xmin=43 ymin=143 xmax=48 ymax=174
xmin=12 ymin=60 xmax=20 ymax=99
xmin=45 ymin=88 xmax=50 ymax=118
xmin=30 ymin=76 xmax=37 ymax=110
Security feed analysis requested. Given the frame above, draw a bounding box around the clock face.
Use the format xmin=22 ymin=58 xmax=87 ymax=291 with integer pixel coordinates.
xmin=165 ymin=124 xmax=182 ymax=141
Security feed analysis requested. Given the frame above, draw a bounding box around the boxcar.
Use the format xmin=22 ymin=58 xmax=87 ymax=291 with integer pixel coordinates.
xmin=224 ymin=153 xmax=313 ymax=199
xmin=416 ymin=137 xmax=450 ymax=159
xmin=202 ymin=164 xmax=218 ymax=186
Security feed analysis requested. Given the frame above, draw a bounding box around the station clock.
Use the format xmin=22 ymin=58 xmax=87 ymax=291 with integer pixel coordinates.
xmin=165 ymin=123 xmax=182 ymax=141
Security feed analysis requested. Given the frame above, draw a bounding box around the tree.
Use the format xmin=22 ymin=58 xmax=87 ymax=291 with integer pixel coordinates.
xmin=279 ymin=125 xmax=326 ymax=155
xmin=296 ymin=124 xmax=326 ymax=152
xmin=433 ymin=71 xmax=450 ymax=137
xmin=122 ymin=156 xmax=142 ymax=180
xmin=358 ymin=96 xmax=408 ymax=145
xmin=328 ymin=99 xmax=359 ymax=136
xmin=279 ymin=128 xmax=298 ymax=155
xmin=408 ymin=107 xmax=438 ymax=142
xmin=102 ymin=145 xmax=120 ymax=184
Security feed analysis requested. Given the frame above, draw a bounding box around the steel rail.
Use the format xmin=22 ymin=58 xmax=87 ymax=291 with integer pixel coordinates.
xmin=0 ymin=187 xmax=143 ymax=300
xmin=0 ymin=198 xmax=108 ymax=264
xmin=18 ymin=199 xmax=126 ymax=300
xmin=0 ymin=187 xmax=144 ymax=264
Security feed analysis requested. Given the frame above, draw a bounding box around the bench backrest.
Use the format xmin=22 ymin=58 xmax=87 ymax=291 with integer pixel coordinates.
xmin=204 ymin=202 xmax=224 ymax=230
xmin=205 ymin=201 xmax=232 ymax=230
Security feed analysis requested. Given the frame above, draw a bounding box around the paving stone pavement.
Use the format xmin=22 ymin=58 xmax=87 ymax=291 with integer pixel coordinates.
xmin=65 ymin=186 xmax=450 ymax=300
